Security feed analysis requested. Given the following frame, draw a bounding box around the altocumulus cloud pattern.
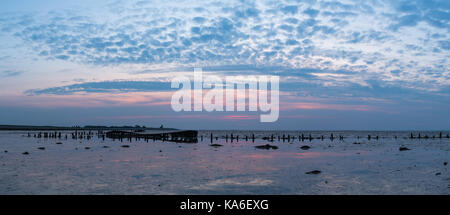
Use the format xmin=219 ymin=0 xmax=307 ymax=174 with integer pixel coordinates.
xmin=1 ymin=0 xmax=448 ymax=91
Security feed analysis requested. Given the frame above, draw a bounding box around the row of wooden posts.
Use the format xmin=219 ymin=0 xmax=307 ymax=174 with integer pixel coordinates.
xmin=28 ymin=130 xmax=197 ymax=143
xmin=204 ymin=132 xmax=450 ymax=143
xmin=27 ymin=131 xmax=450 ymax=143
xmin=29 ymin=130 xmax=107 ymax=141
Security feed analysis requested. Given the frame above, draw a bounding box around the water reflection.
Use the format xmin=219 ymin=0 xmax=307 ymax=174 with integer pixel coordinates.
xmin=0 ymin=131 xmax=448 ymax=194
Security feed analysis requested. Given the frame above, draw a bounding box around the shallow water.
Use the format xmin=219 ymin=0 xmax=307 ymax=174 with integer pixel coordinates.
xmin=0 ymin=130 xmax=449 ymax=194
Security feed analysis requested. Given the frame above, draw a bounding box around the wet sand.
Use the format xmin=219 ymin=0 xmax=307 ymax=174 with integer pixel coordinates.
xmin=0 ymin=130 xmax=448 ymax=194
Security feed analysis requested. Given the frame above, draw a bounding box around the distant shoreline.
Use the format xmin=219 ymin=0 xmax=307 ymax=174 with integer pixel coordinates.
xmin=0 ymin=125 xmax=449 ymax=132
xmin=0 ymin=125 xmax=177 ymax=131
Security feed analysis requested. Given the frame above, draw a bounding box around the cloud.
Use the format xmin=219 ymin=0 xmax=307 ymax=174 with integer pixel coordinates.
xmin=0 ymin=0 xmax=448 ymax=93
xmin=1 ymin=70 xmax=24 ymax=77
xmin=26 ymin=81 xmax=171 ymax=95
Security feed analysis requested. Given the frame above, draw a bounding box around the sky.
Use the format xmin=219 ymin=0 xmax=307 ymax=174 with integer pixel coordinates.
xmin=0 ymin=0 xmax=449 ymax=130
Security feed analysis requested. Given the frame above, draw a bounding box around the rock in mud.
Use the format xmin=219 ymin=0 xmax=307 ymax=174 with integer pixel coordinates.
xmin=255 ymin=144 xmax=278 ymax=150
xmin=444 ymin=162 xmax=448 ymax=166
xmin=121 ymin=145 xmax=130 ymax=148
xmin=306 ymin=170 xmax=321 ymax=175
xmin=353 ymin=142 xmax=361 ymax=145
xmin=84 ymin=147 xmax=90 ymax=150
xmin=56 ymin=142 xmax=62 ymax=145
xmin=399 ymin=147 xmax=410 ymax=151
xmin=102 ymin=146 xmax=109 ymax=148
xmin=210 ymin=144 xmax=223 ymax=148
xmin=300 ymin=145 xmax=311 ymax=150
xmin=22 ymin=152 xmax=29 ymax=155
xmin=38 ymin=147 xmax=45 ymax=150
xmin=435 ymin=172 xmax=441 ymax=176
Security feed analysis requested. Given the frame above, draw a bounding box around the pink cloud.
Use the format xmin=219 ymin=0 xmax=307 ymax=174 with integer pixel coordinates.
xmin=281 ymin=102 xmax=376 ymax=112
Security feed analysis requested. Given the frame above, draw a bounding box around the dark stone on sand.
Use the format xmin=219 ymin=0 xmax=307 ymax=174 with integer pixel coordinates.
xmin=210 ymin=144 xmax=223 ymax=147
xmin=444 ymin=162 xmax=448 ymax=166
xmin=399 ymin=147 xmax=410 ymax=151
xmin=300 ymin=145 xmax=311 ymax=150
xmin=255 ymin=144 xmax=278 ymax=150
xmin=4 ymin=150 xmax=7 ymax=153
xmin=38 ymin=147 xmax=45 ymax=150
xmin=102 ymin=146 xmax=109 ymax=148
xmin=353 ymin=142 xmax=361 ymax=145
xmin=22 ymin=152 xmax=29 ymax=155
xmin=56 ymin=142 xmax=62 ymax=145
xmin=84 ymin=147 xmax=90 ymax=150
xmin=121 ymin=145 xmax=130 ymax=148
xmin=435 ymin=172 xmax=441 ymax=176
xmin=306 ymin=170 xmax=321 ymax=175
